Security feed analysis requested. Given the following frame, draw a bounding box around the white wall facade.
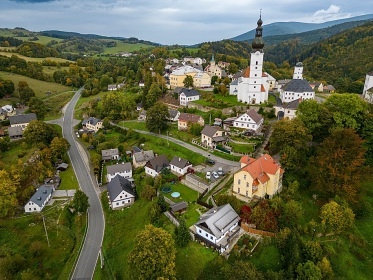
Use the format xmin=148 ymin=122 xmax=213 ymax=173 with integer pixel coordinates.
xmin=145 ymin=166 xmax=159 ymax=178
xmin=280 ymin=91 xmax=314 ymax=102
xmin=363 ymin=73 xmax=373 ymax=102
xmin=107 ymin=170 xmax=133 ymax=182
xmin=111 ymin=190 xmax=135 ymax=209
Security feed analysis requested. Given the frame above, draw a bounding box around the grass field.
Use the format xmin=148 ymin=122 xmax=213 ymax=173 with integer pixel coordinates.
xmin=0 ymin=51 xmax=71 ymax=63
xmin=101 ymin=41 xmax=154 ymax=55
xmin=0 ymin=204 xmax=86 ymax=279
xmin=43 ymin=66 xmax=70 ymax=75
xmin=0 ymin=71 xmax=71 ymax=98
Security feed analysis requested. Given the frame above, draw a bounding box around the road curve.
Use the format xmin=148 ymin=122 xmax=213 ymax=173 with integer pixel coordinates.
xmin=62 ymin=89 xmax=105 ymax=280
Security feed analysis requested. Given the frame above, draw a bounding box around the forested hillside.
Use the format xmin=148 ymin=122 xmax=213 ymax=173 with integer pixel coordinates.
xmin=301 ymin=21 xmax=373 ymax=92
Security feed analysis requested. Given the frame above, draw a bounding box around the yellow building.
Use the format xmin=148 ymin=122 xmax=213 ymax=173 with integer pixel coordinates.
xmin=233 ymin=154 xmax=284 ymax=201
xmin=169 ymin=65 xmax=211 ymax=89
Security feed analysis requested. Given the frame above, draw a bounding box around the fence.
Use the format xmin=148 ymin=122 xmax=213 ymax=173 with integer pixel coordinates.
xmin=241 ymin=223 xmax=276 ymax=237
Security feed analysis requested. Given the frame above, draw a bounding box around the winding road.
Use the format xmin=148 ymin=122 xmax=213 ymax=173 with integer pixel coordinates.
xmin=60 ymin=89 xmax=105 ymax=280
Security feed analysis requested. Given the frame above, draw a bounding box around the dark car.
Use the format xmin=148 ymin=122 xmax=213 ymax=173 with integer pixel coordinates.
xmin=206 ymin=158 xmax=215 ymax=165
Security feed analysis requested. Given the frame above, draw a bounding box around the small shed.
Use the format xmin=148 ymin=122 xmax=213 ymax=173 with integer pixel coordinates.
xmin=170 ymin=201 xmax=188 ymax=214
xmin=57 ymin=163 xmax=69 ymax=171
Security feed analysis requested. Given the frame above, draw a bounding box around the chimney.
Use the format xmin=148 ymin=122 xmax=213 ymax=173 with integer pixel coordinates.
xmin=178 ymin=157 xmax=181 ymax=161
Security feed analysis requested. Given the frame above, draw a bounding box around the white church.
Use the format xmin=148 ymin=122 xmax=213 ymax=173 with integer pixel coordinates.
xmin=229 ymin=15 xmax=270 ymax=104
xmin=363 ymin=71 xmax=373 ymax=103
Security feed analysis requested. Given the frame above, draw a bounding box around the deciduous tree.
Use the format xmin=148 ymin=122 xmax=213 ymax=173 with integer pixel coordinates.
xmin=23 ymin=120 xmax=58 ymax=146
xmin=71 ymin=190 xmax=90 ymax=214
xmin=175 ymin=217 xmax=191 ymax=247
xmin=128 ymin=224 xmax=176 ymax=280
xmin=0 ymin=170 xmax=18 ymax=218
xmin=320 ymin=200 xmax=354 ymax=234
xmin=145 ymin=103 xmax=169 ymax=133
xmin=183 ymin=75 xmax=194 ymax=88
xmin=28 ymin=97 xmax=48 ymax=120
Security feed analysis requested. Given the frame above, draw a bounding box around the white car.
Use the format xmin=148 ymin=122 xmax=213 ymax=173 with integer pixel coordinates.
xmin=206 ymin=171 xmax=211 ymax=180
xmin=212 ymin=171 xmax=219 ymax=179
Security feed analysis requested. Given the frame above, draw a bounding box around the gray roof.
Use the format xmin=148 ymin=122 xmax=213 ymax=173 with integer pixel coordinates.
xmin=107 ymin=162 xmax=132 ymax=175
xmin=102 ymin=148 xmax=119 ymax=158
xmin=9 ymin=113 xmax=36 ymax=125
xmin=8 ymin=126 xmax=23 ymax=137
xmin=283 ymin=79 xmax=313 ymax=93
xmin=180 ymin=88 xmax=200 ymax=97
xmin=367 ymin=71 xmax=373 ymax=76
xmin=146 ymin=154 xmax=169 ymax=173
xmin=82 ymin=117 xmax=101 ymax=126
xmin=169 ymin=156 xmax=191 ymax=169
xmin=230 ymin=79 xmax=238 ymax=86
xmin=286 ymin=98 xmax=302 ymax=109
xmin=107 ymin=175 xmax=135 ymax=202
xmin=246 ymin=109 xmax=263 ymax=124
xmin=232 ymin=71 xmax=242 ymax=80
xmin=174 ymin=87 xmax=184 ymax=94
xmin=168 ymin=109 xmax=180 ymax=119
xmin=29 ymin=185 xmax=53 ymax=207
xmin=134 ymin=150 xmax=154 ymax=163
xmin=171 ymin=201 xmax=188 ymax=212
xmin=201 ymin=125 xmax=220 ymax=138
xmin=195 ymin=204 xmax=239 ymax=239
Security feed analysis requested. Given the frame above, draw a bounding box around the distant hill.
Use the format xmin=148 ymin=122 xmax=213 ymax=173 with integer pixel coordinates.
xmin=230 ymin=14 xmax=373 ymax=42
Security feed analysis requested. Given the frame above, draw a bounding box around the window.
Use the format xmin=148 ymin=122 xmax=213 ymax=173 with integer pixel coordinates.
xmin=246 ymin=191 xmax=248 ymax=197
xmin=246 ymin=182 xmax=249 ymax=187
xmin=244 ymin=175 xmax=246 ymax=180
xmin=116 ymin=202 xmax=119 ymax=206
xmin=205 ymin=233 xmax=208 ymax=237
xmin=256 ymin=61 xmax=258 ymax=65
xmin=29 ymin=208 xmax=31 ymax=211
xmin=238 ymin=179 xmax=241 ymax=185
xmin=120 ymin=196 xmax=122 ymax=199
xmin=210 ymin=236 xmax=213 ymax=240
xmin=34 ymin=208 xmax=36 ymax=210
xmin=238 ymin=188 xmax=240 ymax=193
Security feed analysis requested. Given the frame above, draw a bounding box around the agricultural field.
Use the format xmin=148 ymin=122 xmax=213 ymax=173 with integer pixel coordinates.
xmin=0 ymin=51 xmax=72 ymax=63
xmin=101 ymin=41 xmax=154 ymax=55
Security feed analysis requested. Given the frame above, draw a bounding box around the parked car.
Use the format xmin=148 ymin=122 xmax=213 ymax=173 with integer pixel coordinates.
xmin=206 ymin=171 xmax=211 ymax=180
xmin=206 ymin=157 xmax=215 ymax=165
xmin=218 ymin=167 xmax=224 ymax=176
xmin=212 ymin=171 xmax=219 ymax=179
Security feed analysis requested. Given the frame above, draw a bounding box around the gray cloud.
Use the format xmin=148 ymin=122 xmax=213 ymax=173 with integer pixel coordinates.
xmin=11 ymin=0 xmax=57 ymax=3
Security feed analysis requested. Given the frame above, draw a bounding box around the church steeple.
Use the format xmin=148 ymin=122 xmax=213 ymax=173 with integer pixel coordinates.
xmin=252 ymin=11 xmax=264 ymax=51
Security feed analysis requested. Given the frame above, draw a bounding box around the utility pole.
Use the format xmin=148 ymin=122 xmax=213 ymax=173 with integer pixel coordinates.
xmin=42 ymin=215 xmax=50 ymax=247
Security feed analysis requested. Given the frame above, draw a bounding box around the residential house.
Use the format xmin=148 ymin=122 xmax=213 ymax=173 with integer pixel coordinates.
xmin=9 ymin=113 xmax=37 ymax=130
xmin=275 ymin=79 xmax=292 ymax=90
xmin=82 ymin=117 xmax=103 ymax=133
xmin=101 ymin=148 xmax=120 ymax=161
xmin=179 ymin=88 xmax=200 ymax=106
xmin=8 ymin=126 xmax=23 ymax=140
xmin=274 ymin=98 xmax=302 ymax=120
xmin=170 ymin=201 xmax=188 ymax=214
xmin=169 ymin=65 xmax=211 ymax=89
xmin=193 ymin=71 xmax=212 ymax=88
xmin=233 ymin=154 xmax=284 ymax=201
xmin=106 ymin=162 xmax=132 ymax=182
xmin=145 ymin=154 xmax=170 ymax=178
xmin=323 ymin=85 xmax=335 ymax=93
xmin=201 ymin=125 xmax=227 ymax=149
xmin=24 ymin=185 xmax=54 ymax=213
xmin=204 ymin=56 xmax=226 ymax=79
xmin=133 ymin=150 xmax=155 ymax=168
xmin=363 ymin=71 xmax=373 ymax=103
xmin=169 ymin=156 xmax=192 ymax=176
xmin=194 ymin=203 xmax=240 ymax=254
xmin=0 ymin=105 xmax=15 ymax=120
xmin=178 ymin=113 xmax=205 ymax=131
xmin=107 ymin=175 xmax=135 ymax=210
xmin=233 ymin=109 xmax=264 ymax=132
xmin=279 ymin=63 xmax=314 ymax=103
xmin=309 ymin=81 xmax=324 ymax=92
xmin=108 ymin=84 xmax=117 ymax=91
xmin=167 ymin=109 xmax=180 ymax=122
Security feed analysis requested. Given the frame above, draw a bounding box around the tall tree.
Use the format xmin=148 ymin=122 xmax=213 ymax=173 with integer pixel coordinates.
xmin=28 ymin=97 xmax=48 ymax=120
xmin=0 ymin=170 xmax=18 ymax=218
xmin=50 ymin=137 xmax=70 ymax=162
xmin=71 ymin=190 xmax=90 ymax=214
xmin=296 ymin=261 xmax=322 ymax=280
xmin=175 ymin=217 xmax=191 ymax=247
xmin=320 ymin=200 xmax=355 ymax=234
xmin=309 ymin=128 xmax=366 ymax=203
xmin=183 ymin=75 xmax=194 ymax=88
xmin=128 ymin=224 xmax=176 ymax=280
xmin=23 ymin=120 xmax=59 ymax=146
xmin=145 ymin=103 xmax=169 ymax=133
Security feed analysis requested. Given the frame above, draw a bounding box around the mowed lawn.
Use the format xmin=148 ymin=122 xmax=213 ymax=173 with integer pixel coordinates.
xmin=0 ymin=51 xmax=71 ymax=63
xmin=101 ymin=41 xmax=154 ymax=54
xmin=94 ymin=196 xmax=218 ymax=280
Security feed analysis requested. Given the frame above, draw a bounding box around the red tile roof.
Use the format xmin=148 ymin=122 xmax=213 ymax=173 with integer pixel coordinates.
xmin=241 ymin=154 xmax=283 ymax=184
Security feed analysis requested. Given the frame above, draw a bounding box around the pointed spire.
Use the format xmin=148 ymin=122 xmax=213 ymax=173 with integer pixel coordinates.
xmin=252 ymin=11 xmax=264 ymax=51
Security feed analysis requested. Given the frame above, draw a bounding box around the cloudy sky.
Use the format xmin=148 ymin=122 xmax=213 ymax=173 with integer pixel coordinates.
xmin=0 ymin=0 xmax=370 ymax=45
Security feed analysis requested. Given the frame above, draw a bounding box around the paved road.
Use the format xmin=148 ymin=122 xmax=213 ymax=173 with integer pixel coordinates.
xmin=112 ymin=122 xmax=241 ymax=169
xmin=61 ymin=89 xmax=105 ymax=280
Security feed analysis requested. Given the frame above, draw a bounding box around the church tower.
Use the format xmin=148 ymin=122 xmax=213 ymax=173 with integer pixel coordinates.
xmin=293 ymin=62 xmax=303 ymax=79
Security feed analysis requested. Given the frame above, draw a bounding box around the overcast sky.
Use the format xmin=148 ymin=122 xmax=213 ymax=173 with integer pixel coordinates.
xmin=0 ymin=0 xmax=371 ymax=45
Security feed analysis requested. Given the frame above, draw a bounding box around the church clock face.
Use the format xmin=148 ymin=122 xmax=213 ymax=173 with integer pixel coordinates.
xmin=255 ymin=51 xmax=260 ymax=55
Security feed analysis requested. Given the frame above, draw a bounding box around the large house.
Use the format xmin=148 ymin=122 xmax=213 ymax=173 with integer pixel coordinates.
xmin=24 ymin=185 xmax=54 ymax=213
xmin=101 ymin=148 xmax=120 ymax=161
xmin=233 ymin=154 xmax=284 ymax=201
xmin=107 ymin=175 xmax=135 ymax=210
xmin=8 ymin=126 xmax=23 ymax=140
xmin=194 ymin=203 xmax=240 ymax=254
xmin=9 ymin=113 xmax=37 ymax=130
xmin=133 ymin=150 xmax=155 ymax=168
xmin=169 ymin=156 xmax=192 ymax=176
xmin=274 ymin=98 xmax=302 ymax=120
xmin=167 ymin=109 xmax=180 ymax=122
xmin=145 ymin=154 xmax=170 ymax=178
xmin=201 ymin=125 xmax=227 ymax=149
xmin=279 ymin=63 xmax=314 ymax=103
xmin=233 ymin=109 xmax=264 ymax=132
xmin=179 ymin=88 xmax=200 ymax=106
xmin=106 ymin=162 xmax=132 ymax=182
xmin=363 ymin=71 xmax=373 ymax=103
xmin=229 ymin=16 xmax=269 ymax=104
xmin=178 ymin=113 xmax=205 ymax=131
xmin=169 ymin=65 xmax=211 ymax=89
xmin=82 ymin=117 xmax=103 ymax=133
xmin=309 ymin=81 xmax=324 ymax=92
